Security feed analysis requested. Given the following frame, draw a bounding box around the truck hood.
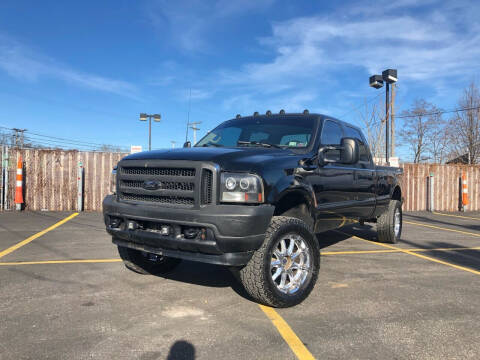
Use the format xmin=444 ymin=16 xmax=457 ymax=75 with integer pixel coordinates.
xmin=122 ymin=147 xmax=299 ymax=172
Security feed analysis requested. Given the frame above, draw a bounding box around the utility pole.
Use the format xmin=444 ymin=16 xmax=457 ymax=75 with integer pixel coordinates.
xmin=390 ymin=83 xmax=396 ymax=157
xmin=188 ymin=122 xmax=202 ymax=145
xmin=12 ymin=128 xmax=27 ymax=148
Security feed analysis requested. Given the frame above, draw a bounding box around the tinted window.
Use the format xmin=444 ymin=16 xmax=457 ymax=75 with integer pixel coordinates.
xmin=321 ymin=120 xmax=343 ymax=145
xmin=344 ymin=126 xmax=370 ymax=162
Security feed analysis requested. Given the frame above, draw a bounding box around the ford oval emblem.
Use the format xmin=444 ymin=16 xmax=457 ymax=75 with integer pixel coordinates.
xmin=143 ymin=180 xmax=161 ymax=190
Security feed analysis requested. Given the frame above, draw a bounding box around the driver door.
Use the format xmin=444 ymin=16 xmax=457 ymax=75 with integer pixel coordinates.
xmin=311 ymin=120 xmax=356 ymax=231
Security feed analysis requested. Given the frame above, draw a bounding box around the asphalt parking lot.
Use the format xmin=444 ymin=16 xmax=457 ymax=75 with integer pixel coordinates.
xmin=1 ymin=211 xmax=480 ymax=360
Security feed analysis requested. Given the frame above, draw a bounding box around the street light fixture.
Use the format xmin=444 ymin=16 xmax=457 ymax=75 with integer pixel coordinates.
xmin=139 ymin=113 xmax=161 ymax=151
xmin=369 ymin=69 xmax=398 ymax=165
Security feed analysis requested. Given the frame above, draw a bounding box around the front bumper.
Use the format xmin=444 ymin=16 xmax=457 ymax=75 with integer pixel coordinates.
xmin=102 ymin=195 xmax=274 ymax=266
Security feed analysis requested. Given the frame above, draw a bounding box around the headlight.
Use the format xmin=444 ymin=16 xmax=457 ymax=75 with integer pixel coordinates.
xmin=110 ymin=166 xmax=117 ymax=194
xmin=220 ymin=172 xmax=264 ymax=203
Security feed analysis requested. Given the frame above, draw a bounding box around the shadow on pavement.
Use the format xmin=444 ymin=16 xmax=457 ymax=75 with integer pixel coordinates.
xmin=404 ymin=213 xmax=480 ymax=232
xmin=155 ymin=260 xmax=253 ymax=302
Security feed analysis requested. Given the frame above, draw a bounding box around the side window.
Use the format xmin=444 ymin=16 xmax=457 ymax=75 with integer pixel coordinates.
xmin=321 ymin=120 xmax=343 ymax=162
xmin=321 ymin=120 xmax=343 ymax=145
xmin=344 ymin=126 xmax=371 ymax=162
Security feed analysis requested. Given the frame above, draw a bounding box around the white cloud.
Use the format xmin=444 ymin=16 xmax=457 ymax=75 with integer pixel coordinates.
xmin=0 ymin=36 xmax=139 ymax=98
xmin=215 ymin=0 xmax=480 ymax=105
xmin=144 ymin=0 xmax=275 ymax=52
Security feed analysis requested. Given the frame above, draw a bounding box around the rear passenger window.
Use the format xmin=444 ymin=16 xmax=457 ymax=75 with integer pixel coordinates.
xmin=344 ymin=126 xmax=370 ymax=162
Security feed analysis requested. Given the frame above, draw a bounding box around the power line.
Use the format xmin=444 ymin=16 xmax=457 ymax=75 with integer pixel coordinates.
xmin=396 ymin=105 xmax=480 ymax=119
xmin=0 ymin=125 xmax=121 ymax=148
xmin=338 ymin=92 xmax=383 ymax=120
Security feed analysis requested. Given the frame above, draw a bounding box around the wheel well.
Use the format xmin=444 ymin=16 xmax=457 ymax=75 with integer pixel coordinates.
xmin=392 ymin=186 xmax=401 ymax=201
xmin=273 ymin=192 xmax=314 ymax=229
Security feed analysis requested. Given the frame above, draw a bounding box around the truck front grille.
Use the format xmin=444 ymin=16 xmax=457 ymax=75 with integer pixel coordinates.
xmin=117 ymin=161 xmax=215 ymax=207
xmin=119 ymin=193 xmax=195 ymax=206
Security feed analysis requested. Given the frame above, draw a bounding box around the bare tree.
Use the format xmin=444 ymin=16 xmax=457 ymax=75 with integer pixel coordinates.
xmin=446 ymin=82 xmax=480 ymax=164
xmin=98 ymin=144 xmax=126 ymax=153
xmin=399 ymin=99 xmax=442 ymax=163
xmin=425 ymin=113 xmax=449 ymax=163
xmin=357 ymin=98 xmax=385 ymax=160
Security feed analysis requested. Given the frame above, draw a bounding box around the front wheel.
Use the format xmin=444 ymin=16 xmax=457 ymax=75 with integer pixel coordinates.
xmin=377 ymin=200 xmax=402 ymax=244
xmin=117 ymin=245 xmax=182 ymax=275
xmin=237 ymin=216 xmax=320 ymax=308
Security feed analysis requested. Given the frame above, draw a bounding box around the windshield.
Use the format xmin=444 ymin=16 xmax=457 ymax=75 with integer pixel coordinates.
xmin=196 ymin=116 xmax=316 ymax=148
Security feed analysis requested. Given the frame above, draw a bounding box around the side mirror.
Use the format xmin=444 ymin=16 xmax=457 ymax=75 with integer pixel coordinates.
xmin=340 ymin=137 xmax=359 ymax=164
xmin=317 ymin=137 xmax=359 ymax=166
xmin=183 ymin=141 xmax=191 ymax=148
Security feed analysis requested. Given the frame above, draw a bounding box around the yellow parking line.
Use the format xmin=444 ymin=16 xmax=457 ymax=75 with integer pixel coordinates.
xmin=404 ymin=221 xmax=480 ymax=238
xmin=2 ymin=246 xmax=480 ymax=266
xmin=323 ymin=246 xmax=480 ymax=256
xmin=0 ymin=259 xmax=122 ymax=266
xmin=0 ymin=213 xmax=79 ymax=259
xmin=432 ymin=212 xmax=480 ymax=220
xmin=259 ymin=305 xmax=315 ymax=360
xmin=337 ymin=231 xmax=480 ymax=276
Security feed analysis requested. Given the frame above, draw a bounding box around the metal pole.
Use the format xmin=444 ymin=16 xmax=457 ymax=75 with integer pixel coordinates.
xmin=148 ymin=116 xmax=152 ymax=151
xmin=4 ymin=146 xmax=8 ymax=210
xmin=1 ymin=145 xmax=4 ymax=211
xmin=77 ymin=161 xmax=83 ymax=212
xmin=385 ymin=82 xmax=390 ymax=165
xmin=391 ymin=83 xmax=396 ymax=158
xmin=429 ymin=172 xmax=434 ymax=212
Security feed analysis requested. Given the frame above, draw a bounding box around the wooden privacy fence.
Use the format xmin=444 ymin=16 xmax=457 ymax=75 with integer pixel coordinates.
xmin=0 ymin=148 xmax=126 ymax=211
xmin=400 ymin=163 xmax=480 ymax=211
xmin=1 ymin=148 xmax=479 ymax=212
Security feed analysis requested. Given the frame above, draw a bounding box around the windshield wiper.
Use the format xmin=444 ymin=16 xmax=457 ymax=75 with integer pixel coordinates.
xmin=237 ymin=140 xmax=284 ymax=149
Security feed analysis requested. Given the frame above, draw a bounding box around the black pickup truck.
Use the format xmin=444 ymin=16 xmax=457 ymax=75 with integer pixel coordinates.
xmin=103 ymin=111 xmax=402 ymax=307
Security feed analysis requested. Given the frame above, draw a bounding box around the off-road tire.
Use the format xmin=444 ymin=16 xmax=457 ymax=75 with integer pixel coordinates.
xmin=377 ymin=200 xmax=402 ymax=244
xmin=238 ymin=216 xmax=320 ymax=308
xmin=117 ymin=245 xmax=182 ymax=275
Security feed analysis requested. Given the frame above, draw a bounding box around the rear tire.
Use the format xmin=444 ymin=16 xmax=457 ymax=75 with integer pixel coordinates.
xmin=237 ymin=216 xmax=320 ymax=308
xmin=117 ymin=245 xmax=182 ymax=275
xmin=377 ymin=200 xmax=402 ymax=244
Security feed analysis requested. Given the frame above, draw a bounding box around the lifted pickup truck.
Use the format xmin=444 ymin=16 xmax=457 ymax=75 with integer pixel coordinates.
xmin=103 ymin=111 xmax=402 ymax=307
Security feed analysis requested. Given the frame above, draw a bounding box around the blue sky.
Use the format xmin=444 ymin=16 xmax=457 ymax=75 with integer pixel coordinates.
xmin=0 ymin=0 xmax=479 ymax=159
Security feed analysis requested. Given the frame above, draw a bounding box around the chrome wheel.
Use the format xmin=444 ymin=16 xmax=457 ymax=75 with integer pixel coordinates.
xmin=394 ymin=209 xmax=401 ymax=237
xmin=270 ymin=233 xmax=311 ymax=294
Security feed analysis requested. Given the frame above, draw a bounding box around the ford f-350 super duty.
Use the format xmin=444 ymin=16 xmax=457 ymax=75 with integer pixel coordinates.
xmin=103 ymin=111 xmax=402 ymax=307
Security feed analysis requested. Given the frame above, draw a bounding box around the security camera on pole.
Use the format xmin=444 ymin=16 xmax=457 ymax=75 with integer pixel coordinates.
xmin=369 ymin=69 xmax=398 ymax=165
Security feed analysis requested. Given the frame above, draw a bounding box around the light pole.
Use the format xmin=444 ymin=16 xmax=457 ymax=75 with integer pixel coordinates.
xmin=139 ymin=113 xmax=161 ymax=151
xmin=171 ymin=141 xmax=176 ymax=149
xmin=369 ymin=69 xmax=397 ymax=165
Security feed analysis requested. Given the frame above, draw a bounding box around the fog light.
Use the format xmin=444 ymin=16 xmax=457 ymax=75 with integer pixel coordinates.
xmin=128 ymin=221 xmax=138 ymax=230
xmin=160 ymin=225 xmax=170 ymax=235
xmin=110 ymin=217 xmax=122 ymax=228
